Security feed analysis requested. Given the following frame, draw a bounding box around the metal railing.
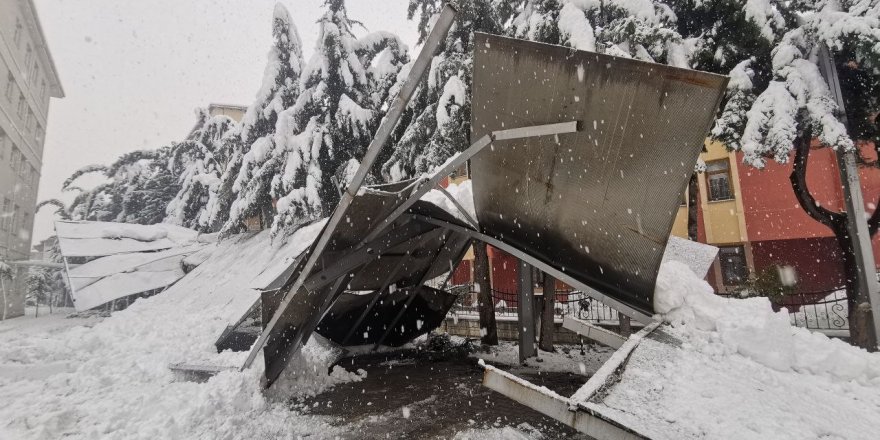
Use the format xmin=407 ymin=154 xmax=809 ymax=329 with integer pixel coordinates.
xmin=446 ymin=283 xmax=621 ymax=324
xmin=785 ymin=289 xmax=849 ymax=332
xmin=447 ymin=283 xmax=851 ymax=333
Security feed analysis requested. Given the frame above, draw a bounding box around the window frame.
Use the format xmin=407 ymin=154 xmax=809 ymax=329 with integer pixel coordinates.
xmin=705 ymin=159 xmax=734 ymax=202
xmin=0 ymin=127 xmax=6 ymax=161
xmin=718 ymin=245 xmax=749 ymax=286
xmin=1 ymin=198 xmax=10 ymax=231
xmin=13 ymin=18 xmax=23 ymax=46
xmin=4 ymin=72 xmax=15 ymax=101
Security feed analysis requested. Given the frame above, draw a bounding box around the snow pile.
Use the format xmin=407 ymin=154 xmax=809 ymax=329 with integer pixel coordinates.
xmin=268 ymin=334 xmax=365 ymax=399
xmin=474 ymin=340 xmax=613 ymax=376
xmin=421 ymin=179 xmax=476 ymax=225
xmin=0 ymin=229 xmax=357 ymax=439
xmin=654 ymin=261 xmax=880 ymax=384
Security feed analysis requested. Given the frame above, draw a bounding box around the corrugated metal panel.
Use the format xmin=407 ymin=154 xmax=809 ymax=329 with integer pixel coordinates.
xmin=470 ymin=33 xmax=727 ymax=316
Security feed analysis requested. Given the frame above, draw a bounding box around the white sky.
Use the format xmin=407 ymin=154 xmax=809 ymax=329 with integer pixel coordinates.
xmin=32 ymin=0 xmax=418 ymax=243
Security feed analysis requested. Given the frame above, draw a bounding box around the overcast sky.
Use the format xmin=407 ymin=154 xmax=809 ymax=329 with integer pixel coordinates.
xmin=32 ymin=0 xmax=418 ymax=243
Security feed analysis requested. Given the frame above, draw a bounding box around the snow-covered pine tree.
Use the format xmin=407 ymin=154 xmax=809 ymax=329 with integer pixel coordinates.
xmin=271 ymin=0 xmax=408 ymax=237
xmin=61 ymin=147 xmax=179 ymax=225
xmin=215 ymin=3 xmax=305 ymax=236
xmin=381 ymin=0 xmax=517 ymax=182
xmin=512 ymin=0 xmax=691 ymax=66
xmin=165 ymin=109 xmax=235 ymax=231
xmin=709 ymin=1 xmax=880 ymax=350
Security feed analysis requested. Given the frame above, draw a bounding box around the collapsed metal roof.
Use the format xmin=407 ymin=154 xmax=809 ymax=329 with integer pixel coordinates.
xmin=469 ymin=33 xmax=728 ymax=318
xmin=239 ymin=27 xmax=727 ymax=388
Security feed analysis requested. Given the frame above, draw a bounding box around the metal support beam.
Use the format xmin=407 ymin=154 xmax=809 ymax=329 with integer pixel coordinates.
xmin=372 ymin=233 xmax=455 ymax=350
xmin=562 ymin=315 xmax=627 ymax=349
xmin=481 ymin=363 xmax=648 ymax=439
xmin=242 ymin=3 xmax=459 ymax=371
xmin=410 ymin=215 xmax=654 ymax=324
xmin=818 ymin=46 xmax=880 ymax=348
xmin=362 ymin=120 xmax=581 ymax=245
xmin=434 ymin=184 xmax=478 ymax=228
xmin=340 ymin=233 xmax=438 ymax=346
xmin=518 ymin=261 xmax=536 ymax=363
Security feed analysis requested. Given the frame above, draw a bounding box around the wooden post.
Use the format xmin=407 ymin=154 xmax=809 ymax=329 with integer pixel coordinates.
xmin=518 ymin=260 xmax=536 ymax=363
xmin=539 ymin=274 xmax=556 ymax=351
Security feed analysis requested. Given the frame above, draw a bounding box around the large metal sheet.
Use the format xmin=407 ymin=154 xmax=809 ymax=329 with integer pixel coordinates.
xmin=316 ymin=286 xmax=457 ymax=347
xmin=470 ymin=33 xmax=727 ymax=316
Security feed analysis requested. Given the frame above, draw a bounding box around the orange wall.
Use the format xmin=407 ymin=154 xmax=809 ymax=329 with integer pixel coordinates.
xmin=738 ymin=142 xmax=880 ymax=242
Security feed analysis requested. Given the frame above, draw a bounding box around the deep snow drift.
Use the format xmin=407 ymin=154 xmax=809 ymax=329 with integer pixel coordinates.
xmin=590 ymin=261 xmax=880 ymax=439
xmin=0 ymin=229 xmax=353 ymax=440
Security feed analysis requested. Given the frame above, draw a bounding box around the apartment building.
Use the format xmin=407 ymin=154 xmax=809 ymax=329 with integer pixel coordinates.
xmin=1 ymin=0 xmax=64 ymax=263
xmin=1 ymin=0 xmax=63 ymax=319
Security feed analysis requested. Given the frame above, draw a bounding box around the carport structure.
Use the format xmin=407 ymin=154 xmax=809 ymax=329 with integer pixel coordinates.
xmin=238 ymin=4 xmax=727 ymax=438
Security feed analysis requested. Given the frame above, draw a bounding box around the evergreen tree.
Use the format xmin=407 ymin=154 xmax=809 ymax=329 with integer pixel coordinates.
xmin=61 ymin=148 xmax=179 ymax=225
xmin=215 ymin=3 xmax=305 ymax=236
xmin=165 ymin=109 xmax=235 ymax=231
xmin=381 ymin=0 xmax=517 ymax=182
xmin=271 ymin=0 xmax=408 ymax=236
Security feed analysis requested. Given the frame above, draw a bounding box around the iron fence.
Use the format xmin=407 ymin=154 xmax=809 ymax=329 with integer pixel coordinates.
xmin=785 ymin=289 xmax=849 ymax=332
xmin=446 ymin=283 xmax=850 ymax=333
xmin=446 ymin=284 xmax=621 ymax=324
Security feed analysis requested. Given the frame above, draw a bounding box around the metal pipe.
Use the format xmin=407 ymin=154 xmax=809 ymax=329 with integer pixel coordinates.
xmin=362 ymin=120 xmax=581 ymax=245
xmin=434 ymin=184 xmax=479 ymax=228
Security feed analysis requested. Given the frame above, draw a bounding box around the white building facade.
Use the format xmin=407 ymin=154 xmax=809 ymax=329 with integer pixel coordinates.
xmin=1 ymin=0 xmax=63 ymax=262
xmin=1 ymin=0 xmax=63 ymax=319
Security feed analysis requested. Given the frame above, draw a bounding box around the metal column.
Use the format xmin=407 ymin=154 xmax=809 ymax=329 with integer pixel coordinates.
xmin=818 ymin=46 xmax=880 ymax=347
xmin=518 ymin=261 xmax=536 ymax=363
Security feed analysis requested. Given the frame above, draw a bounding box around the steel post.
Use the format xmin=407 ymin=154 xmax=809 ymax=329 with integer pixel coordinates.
xmin=818 ymin=46 xmax=880 ymax=347
xmin=518 ymin=261 xmax=536 ymax=363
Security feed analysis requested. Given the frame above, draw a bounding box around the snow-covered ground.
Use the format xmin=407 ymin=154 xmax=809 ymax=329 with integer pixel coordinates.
xmin=585 ymin=261 xmax=880 ymax=439
xmin=3 ymin=228 xmax=880 ymax=439
xmin=0 ymin=230 xmax=351 ymax=440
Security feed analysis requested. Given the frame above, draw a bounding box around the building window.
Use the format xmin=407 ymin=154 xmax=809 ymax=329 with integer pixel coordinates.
xmin=706 ymin=159 xmax=734 ymax=201
xmin=40 ymin=79 xmax=46 ymax=99
xmin=1 ymin=198 xmax=10 ymax=231
xmin=4 ymin=73 xmax=14 ymax=101
xmin=13 ymin=19 xmax=23 ymax=46
xmin=12 ymin=205 xmax=20 ymax=233
xmin=10 ymin=145 xmax=20 ymax=170
xmin=25 ymin=44 xmax=33 ymax=67
xmin=22 ymin=212 xmax=30 ymax=238
xmin=0 ymin=127 xmax=6 ymax=160
xmin=719 ymin=245 xmax=749 ymax=286
xmin=17 ymin=92 xmax=27 ymax=117
xmin=29 ymin=61 xmax=37 ymax=81
xmin=35 ymin=123 xmax=44 ymax=144
xmin=26 ymin=109 xmax=35 ymax=132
